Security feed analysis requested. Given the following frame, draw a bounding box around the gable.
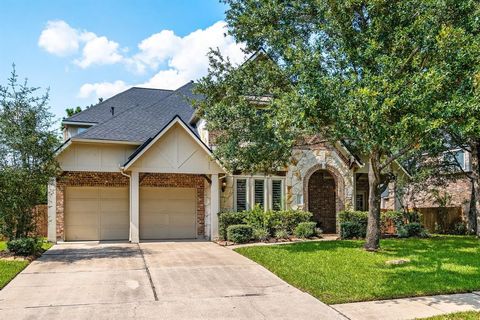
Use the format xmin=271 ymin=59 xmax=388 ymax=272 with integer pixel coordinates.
xmin=127 ymin=122 xmax=224 ymax=174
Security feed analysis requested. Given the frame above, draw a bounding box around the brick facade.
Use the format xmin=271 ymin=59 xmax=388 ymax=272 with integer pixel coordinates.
xmin=55 ymin=171 xmax=207 ymax=240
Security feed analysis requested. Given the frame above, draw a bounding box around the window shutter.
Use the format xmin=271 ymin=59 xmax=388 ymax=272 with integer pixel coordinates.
xmin=272 ymin=180 xmax=283 ymax=210
xmin=254 ymin=179 xmax=265 ymax=208
xmin=236 ymin=179 xmax=247 ymax=211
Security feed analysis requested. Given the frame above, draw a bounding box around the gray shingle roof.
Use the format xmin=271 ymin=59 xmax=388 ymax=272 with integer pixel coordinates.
xmin=75 ymin=82 xmax=202 ymax=143
xmin=64 ymin=87 xmax=173 ymax=124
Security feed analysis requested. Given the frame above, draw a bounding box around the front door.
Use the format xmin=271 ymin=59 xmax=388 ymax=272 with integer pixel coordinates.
xmin=307 ymin=170 xmax=337 ymax=233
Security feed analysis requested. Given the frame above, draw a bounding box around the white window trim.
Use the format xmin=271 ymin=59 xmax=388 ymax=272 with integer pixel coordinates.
xmin=443 ymin=148 xmax=468 ymax=171
xmin=233 ymin=175 xmax=286 ymax=211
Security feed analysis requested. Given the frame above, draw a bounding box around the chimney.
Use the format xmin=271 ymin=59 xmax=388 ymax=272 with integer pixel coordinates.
xmin=111 ymin=107 xmax=115 ymax=116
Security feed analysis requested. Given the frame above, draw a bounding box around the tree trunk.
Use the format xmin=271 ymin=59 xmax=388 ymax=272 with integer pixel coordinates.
xmin=472 ymin=141 xmax=480 ymax=236
xmin=364 ymin=153 xmax=382 ymax=251
xmin=468 ymin=179 xmax=477 ymax=234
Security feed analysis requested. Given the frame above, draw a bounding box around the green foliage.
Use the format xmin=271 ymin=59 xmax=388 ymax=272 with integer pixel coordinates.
xmin=294 ymin=222 xmax=316 ymax=238
xmin=198 ymin=0 xmax=480 ymax=249
xmin=398 ymin=222 xmax=427 ymax=238
xmin=65 ymin=106 xmax=82 ymax=118
xmin=274 ymin=229 xmax=289 ymax=239
xmin=6 ymin=237 xmax=43 ymax=256
xmin=276 ymin=210 xmax=313 ymax=234
xmin=0 ymin=67 xmax=59 ymax=238
xmin=340 ymin=221 xmax=366 ymax=239
xmin=218 ymin=211 xmax=246 ymax=240
xmin=253 ymin=228 xmax=269 ymax=241
xmin=451 ymin=222 xmax=468 ymax=235
xmin=227 ymin=224 xmax=253 ymax=243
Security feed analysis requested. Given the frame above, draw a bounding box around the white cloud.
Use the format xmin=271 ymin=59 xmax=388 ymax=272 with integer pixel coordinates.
xmin=44 ymin=20 xmax=246 ymax=99
xmin=74 ymin=36 xmax=123 ymax=68
xmin=135 ymin=21 xmax=246 ymax=89
xmin=78 ymin=80 xmax=129 ymax=99
xmin=39 ymin=20 xmax=124 ymax=68
xmin=38 ymin=20 xmax=80 ymax=56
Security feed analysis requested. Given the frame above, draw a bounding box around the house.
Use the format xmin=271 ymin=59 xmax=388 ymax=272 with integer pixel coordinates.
xmin=402 ymin=149 xmax=472 ymax=231
xmin=47 ymin=81 xmax=407 ymax=243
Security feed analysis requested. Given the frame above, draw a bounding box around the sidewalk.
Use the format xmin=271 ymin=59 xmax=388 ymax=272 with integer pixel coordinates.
xmin=331 ymin=292 xmax=480 ymax=320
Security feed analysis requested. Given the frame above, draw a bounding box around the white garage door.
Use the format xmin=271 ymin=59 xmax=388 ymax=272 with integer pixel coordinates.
xmin=65 ymin=187 xmax=129 ymax=241
xmin=140 ymin=187 xmax=196 ymax=240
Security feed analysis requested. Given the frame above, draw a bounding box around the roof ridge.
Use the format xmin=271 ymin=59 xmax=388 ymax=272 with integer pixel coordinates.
xmin=65 ymin=87 xmax=137 ymax=122
xmin=74 ymin=87 xmax=179 ymax=140
xmin=131 ymin=87 xmax=173 ymax=92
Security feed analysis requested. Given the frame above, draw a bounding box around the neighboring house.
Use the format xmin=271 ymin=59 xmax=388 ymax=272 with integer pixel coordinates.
xmin=48 ymin=81 xmax=407 ymax=243
xmin=402 ymin=149 xmax=472 ymax=230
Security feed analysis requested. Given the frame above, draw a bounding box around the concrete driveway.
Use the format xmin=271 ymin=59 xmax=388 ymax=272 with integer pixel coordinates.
xmin=0 ymin=241 xmax=344 ymax=320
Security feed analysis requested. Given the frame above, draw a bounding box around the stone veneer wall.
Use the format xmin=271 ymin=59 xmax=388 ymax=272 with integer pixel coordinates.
xmin=287 ymin=144 xmax=354 ymax=232
xmin=56 ymin=171 xmax=207 ymax=240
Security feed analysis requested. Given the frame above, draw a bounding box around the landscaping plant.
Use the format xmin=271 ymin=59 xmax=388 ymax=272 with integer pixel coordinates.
xmin=227 ymin=224 xmax=253 ymax=243
xmin=0 ymin=67 xmax=59 ymax=239
xmin=294 ymin=222 xmax=317 ymax=239
xmin=196 ymin=0 xmax=478 ymax=250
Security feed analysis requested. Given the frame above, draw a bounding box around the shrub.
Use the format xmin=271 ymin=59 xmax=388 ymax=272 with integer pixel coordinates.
xmin=381 ymin=210 xmax=405 ymax=232
xmin=227 ymin=225 xmax=253 ymax=243
xmin=218 ymin=211 xmax=246 ymax=240
xmin=451 ymin=222 xmax=467 ymax=235
xmin=7 ymin=237 xmax=43 ymax=256
xmin=398 ymin=222 xmax=427 ymax=238
xmin=275 ymin=229 xmax=289 ymax=239
xmin=253 ymin=228 xmax=270 ymax=241
xmin=294 ymin=222 xmax=317 ymax=238
xmin=339 ymin=210 xmax=368 ymax=228
xmin=340 ymin=221 xmax=366 ymax=239
xmin=276 ymin=209 xmax=313 ymax=233
xmin=315 ymin=228 xmax=323 ymax=237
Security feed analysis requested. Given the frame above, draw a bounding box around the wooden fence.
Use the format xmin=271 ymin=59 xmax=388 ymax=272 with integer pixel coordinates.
xmin=33 ymin=204 xmax=48 ymax=237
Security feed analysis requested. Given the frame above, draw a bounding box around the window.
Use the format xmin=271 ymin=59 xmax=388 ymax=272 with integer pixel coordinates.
xmin=356 ymin=192 xmax=366 ymax=211
xmin=272 ymin=180 xmax=283 ymax=210
xmin=77 ymin=127 xmax=88 ymax=134
xmin=234 ymin=176 xmax=285 ymax=211
xmin=254 ymin=179 xmax=265 ymax=208
xmin=444 ymin=149 xmax=466 ymax=170
xmin=235 ymin=179 xmax=247 ymax=211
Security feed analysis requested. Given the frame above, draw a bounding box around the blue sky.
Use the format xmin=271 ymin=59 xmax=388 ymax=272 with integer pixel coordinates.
xmin=0 ymin=0 xmax=245 ymax=124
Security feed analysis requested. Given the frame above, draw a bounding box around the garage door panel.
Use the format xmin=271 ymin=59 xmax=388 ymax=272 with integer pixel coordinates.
xmin=140 ymin=187 xmax=196 ymax=240
xmin=66 ymin=226 xmax=99 ymax=241
xmin=66 ymin=187 xmax=98 ymax=199
xmin=65 ymin=187 xmax=129 ymax=241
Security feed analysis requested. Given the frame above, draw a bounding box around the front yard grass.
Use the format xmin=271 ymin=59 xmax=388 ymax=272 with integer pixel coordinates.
xmin=419 ymin=311 xmax=480 ymax=319
xmin=234 ymin=236 xmax=480 ymax=304
xmin=0 ymin=240 xmax=53 ymax=289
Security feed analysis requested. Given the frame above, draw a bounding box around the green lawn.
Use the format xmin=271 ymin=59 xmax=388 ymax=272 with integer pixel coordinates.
xmin=419 ymin=311 xmax=480 ymax=319
xmin=0 ymin=240 xmax=53 ymax=289
xmin=235 ymin=236 xmax=480 ymax=304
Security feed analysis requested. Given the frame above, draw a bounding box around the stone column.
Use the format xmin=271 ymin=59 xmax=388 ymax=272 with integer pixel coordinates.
xmin=130 ymin=171 xmax=140 ymax=243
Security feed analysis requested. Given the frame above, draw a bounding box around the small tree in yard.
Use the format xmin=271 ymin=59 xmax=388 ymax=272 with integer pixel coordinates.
xmin=196 ymin=1 xmax=474 ymax=250
xmin=0 ymin=67 xmax=59 ymax=239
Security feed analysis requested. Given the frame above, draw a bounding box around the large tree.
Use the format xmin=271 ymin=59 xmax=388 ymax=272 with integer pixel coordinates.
xmin=0 ymin=67 xmax=59 ymax=238
xmin=196 ymin=0 xmax=472 ymax=250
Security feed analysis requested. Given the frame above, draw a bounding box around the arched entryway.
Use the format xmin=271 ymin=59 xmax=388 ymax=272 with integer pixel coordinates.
xmin=307 ymin=170 xmax=337 ymax=233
